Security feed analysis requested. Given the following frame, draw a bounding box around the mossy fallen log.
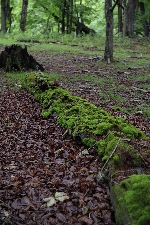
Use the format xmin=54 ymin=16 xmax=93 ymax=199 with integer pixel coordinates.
xmin=26 ymin=73 xmax=148 ymax=169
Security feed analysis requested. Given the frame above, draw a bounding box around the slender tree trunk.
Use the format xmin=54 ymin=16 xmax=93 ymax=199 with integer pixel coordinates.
xmin=1 ymin=0 xmax=7 ymax=33
xmin=66 ymin=0 xmax=70 ymax=34
xmin=62 ymin=0 xmax=66 ymax=33
xmin=68 ymin=0 xmax=73 ymax=34
xmin=118 ymin=0 xmax=123 ymax=32
xmin=6 ymin=0 xmax=12 ymax=30
xmin=20 ymin=0 xmax=28 ymax=32
xmin=104 ymin=0 xmax=113 ymax=62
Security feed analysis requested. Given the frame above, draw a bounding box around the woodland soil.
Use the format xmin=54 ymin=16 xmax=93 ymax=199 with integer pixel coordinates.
xmin=0 ymin=44 xmax=150 ymax=224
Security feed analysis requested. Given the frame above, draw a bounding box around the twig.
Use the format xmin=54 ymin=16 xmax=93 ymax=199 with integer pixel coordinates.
xmin=101 ymin=138 xmax=121 ymax=172
xmin=132 ymin=86 xmax=150 ymax=93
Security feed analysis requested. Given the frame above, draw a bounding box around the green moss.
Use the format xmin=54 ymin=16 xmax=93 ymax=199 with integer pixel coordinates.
xmin=26 ymin=73 xmax=148 ymax=168
xmin=82 ymin=138 xmax=96 ymax=147
xmin=97 ymin=132 xmax=142 ymax=168
xmin=120 ymin=123 xmax=143 ymax=138
xmin=112 ymin=174 xmax=150 ymax=225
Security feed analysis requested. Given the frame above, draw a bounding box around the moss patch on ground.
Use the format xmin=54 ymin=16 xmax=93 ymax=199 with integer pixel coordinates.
xmin=26 ymin=73 xmax=148 ymax=170
xmin=111 ymin=174 xmax=150 ymax=225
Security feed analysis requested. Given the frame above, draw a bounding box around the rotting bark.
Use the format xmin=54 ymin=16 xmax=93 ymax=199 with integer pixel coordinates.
xmin=0 ymin=44 xmax=44 ymax=72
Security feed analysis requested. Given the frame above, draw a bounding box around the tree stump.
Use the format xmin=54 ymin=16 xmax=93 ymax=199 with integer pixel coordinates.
xmin=0 ymin=44 xmax=44 ymax=72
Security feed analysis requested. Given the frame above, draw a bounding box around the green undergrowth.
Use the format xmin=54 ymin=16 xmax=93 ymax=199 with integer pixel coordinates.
xmin=111 ymin=174 xmax=150 ymax=225
xmin=26 ymin=73 xmax=148 ymax=169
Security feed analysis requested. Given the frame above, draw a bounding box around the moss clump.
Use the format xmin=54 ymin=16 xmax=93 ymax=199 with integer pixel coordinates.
xmin=82 ymin=137 xmax=96 ymax=148
xmin=37 ymin=84 xmax=146 ymax=140
xmin=97 ymin=132 xmax=142 ymax=168
xmin=111 ymin=174 xmax=150 ymax=225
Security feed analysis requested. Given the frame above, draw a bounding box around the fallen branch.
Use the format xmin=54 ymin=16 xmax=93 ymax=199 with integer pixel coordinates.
xmin=101 ymin=138 xmax=121 ymax=172
xmin=132 ymin=87 xmax=150 ymax=93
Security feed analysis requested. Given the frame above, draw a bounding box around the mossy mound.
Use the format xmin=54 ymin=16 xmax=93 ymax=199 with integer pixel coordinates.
xmin=26 ymin=73 xmax=148 ymax=170
xmin=111 ymin=174 xmax=150 ymax=225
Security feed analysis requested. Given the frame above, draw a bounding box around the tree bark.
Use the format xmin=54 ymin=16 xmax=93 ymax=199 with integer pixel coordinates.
xmin=20 ymin=0 xmax=28 ymax=32
xmin=118 ymin=0 xmax=123 ymax=33
xmin=6 ymin=0 xmax=12 ymax=31
xmin=139 ymin=2 xmax=149 ymax=37
xmin=69 ymin=0 xmax=73 ymax=34
xmin=62 ymin=0 xmax=66 ymax=33
xmin=1 ymin=0 xmax=7 ymax=33
xmin=123 ymin=0 xmax=138 ymax=37
xmin=104 ymin=0 xmax=114 ymax=62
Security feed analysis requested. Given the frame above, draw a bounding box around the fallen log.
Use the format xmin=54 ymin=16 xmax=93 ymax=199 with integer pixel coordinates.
xmin=0 ymin=44 xmax=44 ymax=72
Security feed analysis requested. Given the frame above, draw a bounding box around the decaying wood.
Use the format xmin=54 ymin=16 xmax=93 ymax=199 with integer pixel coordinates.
xmin=0 ymin=44 xmax=44 ymax=72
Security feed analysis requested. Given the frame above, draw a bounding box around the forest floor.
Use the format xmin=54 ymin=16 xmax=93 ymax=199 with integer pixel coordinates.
xmin=0 ymin=42 xmax=150 ymax=225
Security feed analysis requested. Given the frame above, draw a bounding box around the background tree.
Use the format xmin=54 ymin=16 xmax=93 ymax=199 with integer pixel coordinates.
xmin=1 ymin=0 xmax=11 ymax=33
xmin=104 ymin=0 xmax=119 ymax=62
xmin=104 ymin=0 xmax=113 ymax=62
xmin=118 ymin=0 xmax=123 ymax=32
xmin=1 ymin=0 xmax=7 ymax=33
xmin=20 ymin=0 xmax=28 ymax=32
xmin=1 ymin=0 xmax=149 ymax=37
xmin=138 ymin=0 xmax=150 ymax=36
xmin=123 ymin=0 xmax=139 ymax=37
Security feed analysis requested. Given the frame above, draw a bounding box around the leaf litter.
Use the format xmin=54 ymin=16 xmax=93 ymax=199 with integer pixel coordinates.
xmin=0 ymin=89 xmax=115 ymax=224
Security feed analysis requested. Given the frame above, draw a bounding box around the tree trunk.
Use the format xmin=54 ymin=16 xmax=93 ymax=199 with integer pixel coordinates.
xmin=139 ymin=2 xmax=149 ymax=37
xmin=122 ymin=0 xmax=127 ymax=38
xmin=20 ymin=0 xmax=28 ymax=32
xmin=66 ymin=0 xmax=73 ymax=34
xmin=118 ymin=0 xmax=123 ymax=33
xmin=123 ymin=0 xmax=138 ymax=37
xmin=62 ymin=0 xmax=66 ymax=33
xmin=1 ymin=0 xmax=7 ymax=33
xmin=69 ymin=0 xmax=73 ymax=34
xmin=6 ymin=0 xmax=12 ymax=31
xmin=104 ymin=0 xmax=113 ymax=62
xmin=66 ymin=0 xmax=70 ymax=34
